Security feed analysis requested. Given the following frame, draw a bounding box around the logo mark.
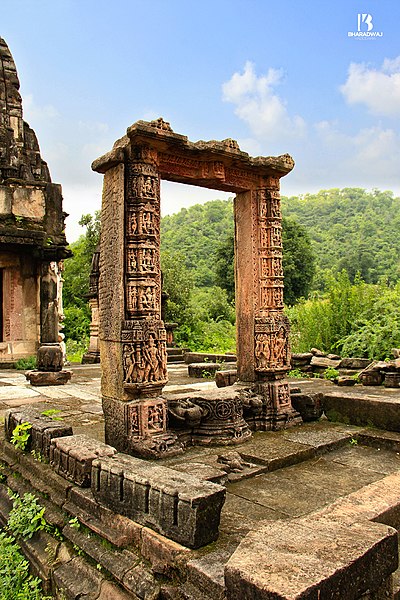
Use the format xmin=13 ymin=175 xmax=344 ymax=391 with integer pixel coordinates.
xmin=348 ymin=13 xmax=383 ymax=39
xmin=358 ymin=14 xmax=373 ymax=31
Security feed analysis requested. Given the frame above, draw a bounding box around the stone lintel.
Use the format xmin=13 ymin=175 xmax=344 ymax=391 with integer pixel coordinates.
xmin=225 ymin=518 xmax=398 ymax=599
xmin=91 ymin=452 xmax=226 ymax=548
xmin=92 ymin=119 xmax=294 ymax=189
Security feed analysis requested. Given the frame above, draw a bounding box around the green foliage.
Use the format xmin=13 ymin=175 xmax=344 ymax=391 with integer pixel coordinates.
xmin=281 ymin=217 xmax=315 ymax=305
xmin=0 ymin=532 xmax=48 ymax=600
xmin=69 ymin=516 xmax=81 ymax=530
xmin=281 ymin=188 xmax=400 ymax=287
xmin=287 ymin=273 xmax=400 ymax=359
xmin=14 ymin=356 xmax=37 ymax=370
xmin=161 ymin=199 xmax=234 ymax=287
xmin=160 ymin=250 xmax=194 ymax=324
xmin=10 ymin=422 xmax=32 ymax=451
xmin=41 ymin=409 xmax=62 ymax=421
xmin=7 ymin=492 xmax=46 ymax=540
xmin=215 ymin=233 xmax=235 ymax=302
xmin=288 ymin=368 xmax=306 ymax=379
xmin=63 ymin=211 xmax=100 ymax=345
xmin=323 ymin=367 xmax=340 ymax=381
xmin=66 ymin=338 xmax=88 ymax=363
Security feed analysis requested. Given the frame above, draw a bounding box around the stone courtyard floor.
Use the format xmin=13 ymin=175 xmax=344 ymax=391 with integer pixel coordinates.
xmin=1 ymin=364 xmax=400 ymax=596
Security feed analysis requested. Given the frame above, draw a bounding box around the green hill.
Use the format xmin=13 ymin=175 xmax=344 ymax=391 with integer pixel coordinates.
xmin=281 ymin=188 xmax=400 ymax=286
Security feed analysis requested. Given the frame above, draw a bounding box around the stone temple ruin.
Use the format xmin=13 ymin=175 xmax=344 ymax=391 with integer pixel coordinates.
xmin=2 ymin=37 xmax=400 ymax=600
xmin=92 ymin=117 xmax=301 ymax=458
xmin=0 ymin=37 xmax=70 ymax=381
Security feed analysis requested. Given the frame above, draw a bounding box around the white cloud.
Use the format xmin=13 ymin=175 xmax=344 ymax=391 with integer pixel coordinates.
xmin=22 ymin=93 xmax=59 ymax=121
xmin=222 ymin=61 xmax=306 ymax=140
xmin=340 ymin=57 xmax=400 ymax=117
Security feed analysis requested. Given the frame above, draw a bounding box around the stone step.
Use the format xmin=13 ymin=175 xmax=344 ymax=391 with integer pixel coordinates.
xmin=392 ymin=534 xmax=400 ymax=599
xmin=167 ymin=355 xmax=186 ymax=363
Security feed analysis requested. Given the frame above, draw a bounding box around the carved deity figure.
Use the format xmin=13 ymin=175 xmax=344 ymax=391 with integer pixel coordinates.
xmin=143 ymin=177 xmax=154 ymax=196
xmin=255 ymin=335 xmax=271 ymax=369
xmin=141 ymin=212 xmax=153 ymax=234
xmin=141 ymin=248 xmax=154 ymax=272
xmin=141 ymin=286 xmax=154 ymax=310
xmin=142 ymin=335 xmax=159 ymax=382
xmin=130 ymin=213 xmax=138 ymax=235
xmin=148 ymin=404 xmax=164 ymax=430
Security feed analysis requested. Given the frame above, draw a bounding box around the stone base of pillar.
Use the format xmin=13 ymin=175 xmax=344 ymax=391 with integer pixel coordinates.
xmin=81 ymin=351 xmax=101 ymax=364
xmin=240 ymin=380 xmax=302 ymax=431
xmin=168 ymin=388 xmax=252 ymax=446
xmin=102 ymin=395 xmax=183 ymax=459
xmin=26 ymin=369 xmax=72 ymax=386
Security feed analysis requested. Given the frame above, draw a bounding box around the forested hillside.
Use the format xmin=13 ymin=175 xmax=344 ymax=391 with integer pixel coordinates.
xmin=63 ymin=188 xmax=400 ymax=359
xmin=281 ymin=188 xmax=400 ymax=287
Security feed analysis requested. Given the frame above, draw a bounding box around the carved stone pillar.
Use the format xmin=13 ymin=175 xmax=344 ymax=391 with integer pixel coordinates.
xmin=99 ymin=144 xmax=180 ymax=457
xmin=235 ymin=181 xmax=301 ymax=430
xmin=27 ymin=261 xmax=72 ymax=385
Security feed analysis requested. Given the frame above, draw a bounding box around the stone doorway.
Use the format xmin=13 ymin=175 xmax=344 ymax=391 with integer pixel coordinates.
xmin=92 ymin=118 xmax=301 ymax=457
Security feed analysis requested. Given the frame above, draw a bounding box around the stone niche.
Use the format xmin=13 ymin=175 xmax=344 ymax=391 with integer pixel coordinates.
xmin=93 ymin=117 xmax=301 ymax=458
xmin=0 ymin=37 xmax=70 ymax=366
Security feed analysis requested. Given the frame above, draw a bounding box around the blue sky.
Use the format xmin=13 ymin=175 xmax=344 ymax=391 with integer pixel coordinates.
xmin=2 ymin=0 xmax=399 ymax=241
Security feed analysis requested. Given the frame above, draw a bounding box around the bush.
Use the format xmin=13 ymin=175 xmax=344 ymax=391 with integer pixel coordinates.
xmin=0 ymin=532 xmax=46 ymax=600
xmin=14 ymin=356 xmax=36 ymax=370
xmin=287 ymin=273 xmax=400 ymax=360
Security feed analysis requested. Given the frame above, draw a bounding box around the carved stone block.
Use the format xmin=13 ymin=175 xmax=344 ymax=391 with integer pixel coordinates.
xmin=5 ymin=407 xmax=73 ymax=459
xmin=91 ymin=453 xmax=226 ymax=548
xmin=50 ymin=434 xmax=117 ymax=487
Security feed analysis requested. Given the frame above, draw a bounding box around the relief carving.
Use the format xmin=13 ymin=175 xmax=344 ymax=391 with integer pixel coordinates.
xmin=254 ymin=315 xmax=290 ymax=371
xmin=147 ymin=403 xmax=164 ymax=431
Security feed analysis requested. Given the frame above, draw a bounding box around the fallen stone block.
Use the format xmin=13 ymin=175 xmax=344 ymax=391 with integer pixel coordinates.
xmin=215 ymin=370 xmax=237 ymax=388
xmin=290 ymin=352 xmax=313 ymax=367
xmin=310 ymin=356 xmax=341 ymax=371
xmin=91 ymin=453 xmax=226 ymax=548
xmin=225 ymin=518 xmax=398 ymax=600
xmin=338 ymin=357 xmax=372 ymax=370
xmin=290 ymin=392 xmax=323 ymax=421
xmin=4 ymin=407 xmax=73 ymax=459
xmin=336 ymin=376 xmax=357 ymax=386
xmin=50 ymin=434 xmax=117 ymax=487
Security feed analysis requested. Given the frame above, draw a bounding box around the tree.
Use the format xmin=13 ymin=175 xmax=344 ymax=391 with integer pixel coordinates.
xmin=214 ymin=217 xmax=315 ymax=305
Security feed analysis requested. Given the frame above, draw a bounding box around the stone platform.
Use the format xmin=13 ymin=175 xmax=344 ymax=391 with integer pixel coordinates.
xmin=1 ymin=364 xmax=400 ymax=598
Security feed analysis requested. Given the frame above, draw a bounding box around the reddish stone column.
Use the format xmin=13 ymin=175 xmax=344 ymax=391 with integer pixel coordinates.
xmin=99 ymin=145 xmax=179 ymax=457
xmin=234 ymin=180 xmax=300 ymax=430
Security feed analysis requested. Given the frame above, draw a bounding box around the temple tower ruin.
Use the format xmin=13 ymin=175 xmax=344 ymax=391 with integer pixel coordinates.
xmin=0 ymin=37 xmax=70 ymax=369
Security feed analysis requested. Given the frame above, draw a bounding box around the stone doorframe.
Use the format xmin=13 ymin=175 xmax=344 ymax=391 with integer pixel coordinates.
xmin=93 ymin=118 xmax=299 ymax=455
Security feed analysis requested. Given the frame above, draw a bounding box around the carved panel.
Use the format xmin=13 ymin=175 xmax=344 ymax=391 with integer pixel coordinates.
xmin=254 ymin=315 xmax=290 ymax=371
xmin=122 ymin=320 xmax=167 ymax=385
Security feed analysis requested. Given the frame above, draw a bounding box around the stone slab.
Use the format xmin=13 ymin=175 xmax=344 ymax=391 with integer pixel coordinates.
xmin=5 ymin=406 xmax=73 ymax=458
xmin=91 ymin=452 xmax=226 ymax=548
xmin=225 ymin=518 xmax=398 ymax=600
xmin=323 ymin=392 xmax=400 ymax=431
xmin=324 ymin=444 xmax=400 ymax=475
xmin=239 ymin=434 xmax=315 ymax=470
xmin=26 ymin=369 xmax=72 ymax=386
xmin=50 ymin=433 xmax=116 ymax=487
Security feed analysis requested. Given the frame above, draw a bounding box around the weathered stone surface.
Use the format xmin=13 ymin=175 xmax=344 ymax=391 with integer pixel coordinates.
xmin=322 ymin=392 xmax=400 ymax=431
xmin=339 ymin=357 xmax=373 ymax=370
xmin=50 ymin=434 xmax=116 ymax=486
xmin=225 ymin=518 xmax=398 ymax=600
xmin=53 ymin=556 xmax=104 ymax=599
xmin=310 ymin=356 xmax=341 ymax=370
xmin=215 ymin=369 xmax=237 ymax=388
xmin=336 ymin=376 xmax=357 ymax=386
xmin=290 ymin=352 xmax=313 ymax=367
xmin=26 ymin=369 xmax=72 ymax=386
xmin=91 ymin=452 xmax=226 ymax=548
xmin=4 ymin=406 xmax=73 ymax=458
xmin=290 ymin=392 xmax=323 ymax=421
xmin=188 ymin=362 xmax=221 ymax=378
xmin=384 ymin=373 xmax=400 ymax=388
